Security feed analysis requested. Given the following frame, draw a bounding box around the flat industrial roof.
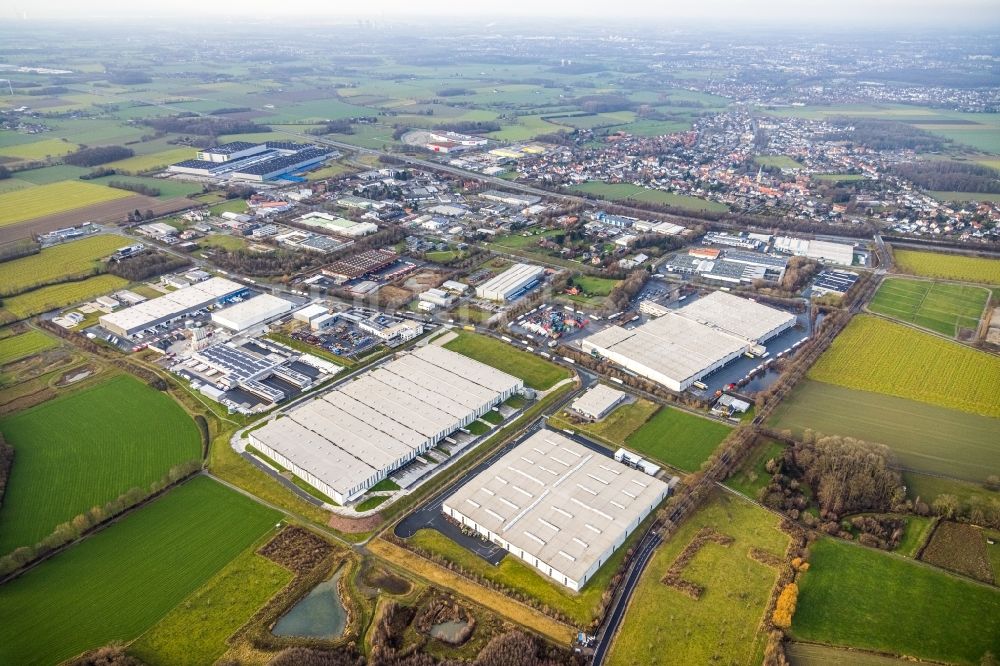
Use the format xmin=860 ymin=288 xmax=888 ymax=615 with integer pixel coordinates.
xmin=477 ymin=263 xmax=544 ymax=297
xmin=571 ymin=384 xmax=626 ymax=417
xmin=249 ymin=346 xmax=522 ymax=497
xmin=100 ymin=276 xmax=242 ymax=334
xmin=671 ymin=290 xmax=795 ymax=342
xmin=586 ymin=314 xmax=748 ymax=386
xmin=444 ymin=430 xmax=668 ymax=583
xmin=211 ymin=293 xmax=293 ymax=330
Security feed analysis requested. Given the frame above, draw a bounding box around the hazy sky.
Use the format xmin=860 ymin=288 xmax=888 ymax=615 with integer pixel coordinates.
xmin=3 ymin=0 xmax=998 ymax=27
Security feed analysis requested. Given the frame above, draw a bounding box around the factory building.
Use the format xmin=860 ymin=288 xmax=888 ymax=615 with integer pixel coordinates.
xmin=570 ymin=384 xmax=628 ymax=421
xmin=582 ymin=291 xmax=795 ymax=391
xmin=442 ymin=430 xmax=669 ymax=591
xmin=296 ymin=212 xmax=378 ymax=238
xmin=475 ymin=263 xmax=545 ymax=302
xmin=197 ymin=142 xmax=270 ymax=163
xmin=773 ymin=237 xmax=855 ymax=266
xmin=210 ymin=293 xmax=294 ymax=332
xmin=248 ymin=345 xmax=523 ymax=504
xmin=99 ymin=277 xmax=246 ymax=338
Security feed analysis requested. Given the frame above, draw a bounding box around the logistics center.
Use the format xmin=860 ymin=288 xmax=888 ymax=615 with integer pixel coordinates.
xmin=248 ymin=345 xmax=523 ymax=504
xmin=443 ymin=429 xmax=669 ymax=591
xmin=99 ymin=276 xmax=247 ymax=338
xmin=582 ymin=291 xmax=795 ymax=391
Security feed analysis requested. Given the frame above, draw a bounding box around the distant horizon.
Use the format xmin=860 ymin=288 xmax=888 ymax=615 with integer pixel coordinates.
xmin=1 ymin=0 xmax=998 ymax=31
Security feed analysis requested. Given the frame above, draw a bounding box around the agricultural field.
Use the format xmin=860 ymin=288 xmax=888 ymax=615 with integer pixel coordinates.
xmin=0 ymin=234 xmax=129 ymax=296
xmin=0 ymin=274 xmax=128 ymax=321
xmin=0 ymin=477 xmax=281 ymax=666
xmin=807 ymin=315 xmax=1000 ymax=418
xmin=571 ymin=181 xmax=728 ymax=212
xmin=754 ymin=155 xmax=801 ymax=169
xmin=14 ymin=164 xmax=91 ymax=185
xmin=129 ymin=545 xmax=293 ymax=666
xmin=769 ymin=379 xmax=1000 ymax=481
xmin=0 ymin=375 xmax=202 ymax=554
xmin=487 ymin=114 xmax=569 ymax=141
xmin=90 ymin=175 xmax=205 ymax=199
xmin=104 ymin=148 xmax=197 ymax=173
xmin=893 ymin=248 xmax=1000 ymax=285
xmin=791 ymin=538 xmax=1000 ymax=665
xmin=607 ymin=492 xmax=789 ymax=666
xmin=920 ymin=521 xmax=995 ymax=584
xmin=812 ymin=173 xmax=866 ymax=182
xmin=624 ymin=405 xmax=732 ymax=472
xmin=443 ymin=331 xmax=571 ymax=391
xmin=0 ymin=328 xmax=58 ymax=365
xmin=785 ymin=643 xmax=917 ymax=666
xmin=867 ymin=277 xmax=989 ymax=337
xmin=0 ymin=181 xmax=135 ymax=228
xmin=0 ymin=138 xmax=78 ymax=161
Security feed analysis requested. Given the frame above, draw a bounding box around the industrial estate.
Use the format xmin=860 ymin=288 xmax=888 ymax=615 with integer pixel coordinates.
xmin=0 ymin=12 xmax=998 ymax=666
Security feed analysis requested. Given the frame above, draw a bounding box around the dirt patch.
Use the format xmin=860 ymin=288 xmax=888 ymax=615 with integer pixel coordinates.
xmin=0 ymin=196 xmax=196 ymax=243
xmin=376 ymin=285 xmax=412 ymax=309
xmin=920 ymin=521 xmax=993 ymax=583
xmin=361 ymin=561 xmax=412 ymax=596
xmin=0 ymin=387 xmax=56 ymax=416
xmin=328 ymin=511 xmax=383 ymax=534
xmin=414 ymin=595 xmax=475 ymax=645
xmin=258 ymin=526 xmax=336 ymax=575
xmin=402 ymin=269 xmax=446 ymax=292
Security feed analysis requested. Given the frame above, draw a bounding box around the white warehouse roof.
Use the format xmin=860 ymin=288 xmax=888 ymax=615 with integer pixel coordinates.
xmin=211 ymin=293 xmax=294 ymax=331
xmin=674 ymin=290 xmax=796 ymax=343
xmin=248 ymin=345 xmax=523 ymax=502
xmin=99 ymin=276 xmax=243 ymax=336
xmin=443 ymin=430 xmax=668 ymax=588
xmin=571 ymin=384 xmax=627 ymax=420
xmin=476 ymin=263 xmax=544 ymax=301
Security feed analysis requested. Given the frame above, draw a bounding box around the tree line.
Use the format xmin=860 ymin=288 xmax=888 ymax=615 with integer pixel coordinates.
xmin=107 ymin=251 xmax=191 ymax=282
xmin=892 ymin=160 xmax=1000 ymax=194
xmin=107 ymin=180 xmax=159 ymax=197
xmin=64 ymin=145 xmax=134 ymax=167
xmin=141 ymin=114 xmax=270 ymax=137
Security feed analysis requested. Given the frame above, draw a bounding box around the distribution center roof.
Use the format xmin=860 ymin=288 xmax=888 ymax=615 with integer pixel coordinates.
xmin=671 ymin=290 xmax=796 ymax=342
xmin=211 ymin=293 xmax=293 ymax=331
xmin=444 ymin=430 xmax=668 ymax=584
xmin=570 ymin=384 xmax=627 ymax=418
xmin=476 ymin=263 xmax=544 ymax=298
xmin=100 ymin=276 xmax=242 ymax=335
xmin=248 ymin=345 xmax=522 ymax=499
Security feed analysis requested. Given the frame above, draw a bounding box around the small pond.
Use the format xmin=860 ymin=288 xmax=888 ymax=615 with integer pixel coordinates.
xmin=272 ymin=570 xmax=346 ymax=640
xmin=430 ymin=619 xmax=473 ymax=644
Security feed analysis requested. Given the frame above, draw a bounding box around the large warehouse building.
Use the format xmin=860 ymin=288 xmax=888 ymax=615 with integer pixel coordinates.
xmin=99 ymin=276 xmax=246 ymax=338
xmin=443 ymin=429 xmax=669 ymax=591
xmin=248 ymin=345 xmax=523 ymax=504
xmin=211 ymin=293 xmax=294 ymax=332
xmin=475 ymin=263 xmax=545 ymax=302
xmin=582 ymin=291 xmax=795 ymax=391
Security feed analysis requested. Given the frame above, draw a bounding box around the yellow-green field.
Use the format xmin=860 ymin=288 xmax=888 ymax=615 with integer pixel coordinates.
xmin=808 ymin=315 xmax=1000 ymax=418
xmin=0 ymin=234 xmax=129 ymax=296
xmin=894 ymin=249 xmax=1000 ymax=285
xmin=0 ymin=329 xmax=58 ymax=365
xmin=1 ymin=274 xmax=127 ymax=320
xmin=0 ymin=181 xmax=135 ymax=228
xmin=0 ymin=139 xmax=79 ymax=161
xmin=105 ymin=148 xmax=197 ymax=173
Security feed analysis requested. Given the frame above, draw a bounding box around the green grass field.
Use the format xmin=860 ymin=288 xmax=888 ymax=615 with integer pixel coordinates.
xmin=91 ymin=175 xmax=205 ymax=199
xmin=0 ymin=328 xmax=58 ymax=365
xmin=868 ymin=278 xmax=989 ymax=337
xmin=572 ymin=275 xmax=619 ymax=296
xmin=807 ymin=315 xmax=1000 ymax=418
xmin=903 ymin=473 xmax=1000 ymax=513
xmin=624 ymin=406 xmax=732 ymax=472
xmin=0 ymin=181 xmax=135 ymax=228
xmin=791 ymin=538 xmax=1000 ymax=664
xmin=443 ymin=331 xmax=571 ymax=391
xmin=104 ymin=148 xmax=197 ymax=173
xmin=555 ymin=397 xmax=658 ymax=446
xmin=14 ymin=164 xmax=91 ymax=185
xmin=0 ymin=138 xmax=78 ymax=161
xmin=893 ymin=249 xmax=1000 ymax=285
xmin=896 ymin=515 xmax=937 ymax=558
xmin=571 ymin=181 xmax=728 ymax=213
xmin=0 ymin=476 xmax=280 ymax=666
xmin=0 ymin=375 xmax=201 ymax=554
xmin=607 ymin=492 xmax=789 ymax=666
xmin=129 ymin=545 xmax=293 ymax=666
xmin=0 ymin=274 xmax=128 ymax=320
xmin=755 ymin=155 xmax=801 ymax=169
xmin=812 ymin=173 xmax=866 ymax=182
xmin=725 ymin=439 xmax=786 ymax=499
xmin=0 ymin=234 xmax=129 ymax=296
xmin=769 ymin=379 xmax=1000 ymax=482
